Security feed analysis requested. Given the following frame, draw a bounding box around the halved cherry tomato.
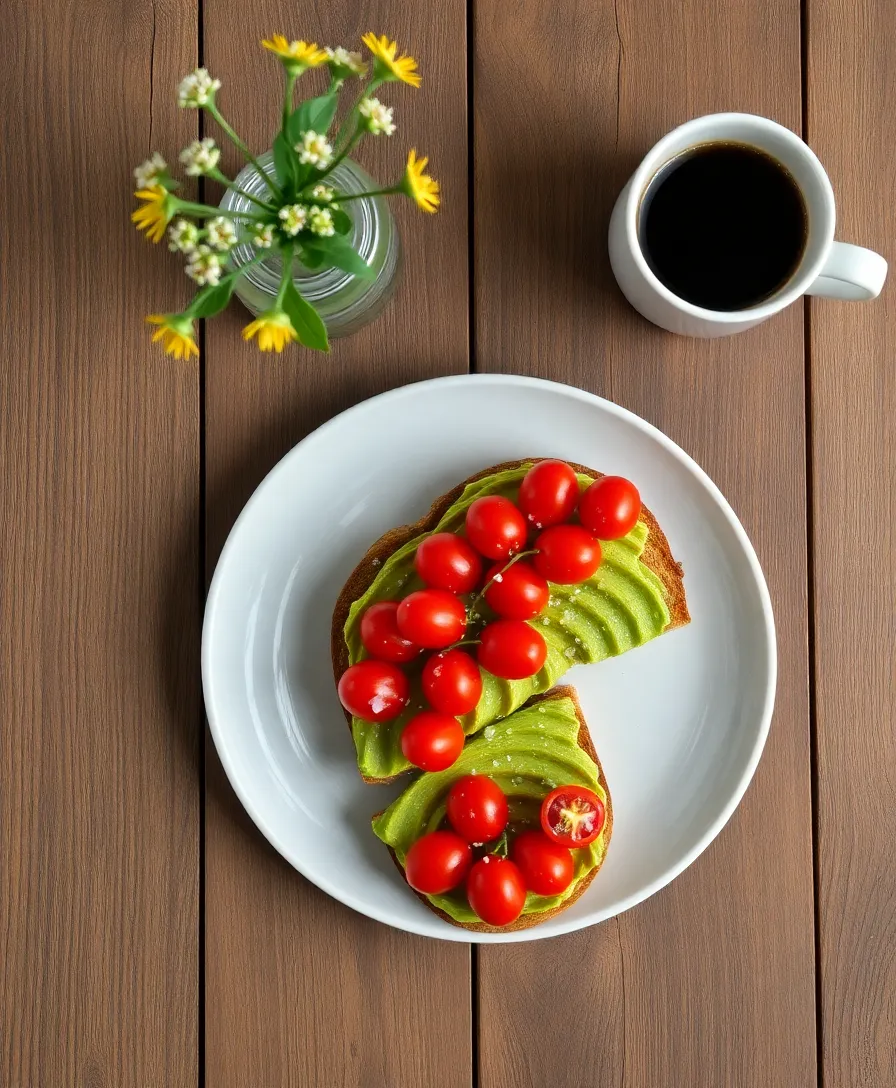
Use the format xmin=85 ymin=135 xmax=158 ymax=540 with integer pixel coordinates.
xmin=465 ymin=496 xmax=527 ymax=560
xmin=466 ymin=856 xmax=527 ymax=926
xmin=483 ymin=560 xmax=549 ymax=621
xmin=421 ymin=649 xmax=483 ymax=715
xmin=405 ymin=830 xmax=472 ymax=894
xmin=414 ymin=533 xmax=483 ymax=594
xmin=510 ymin=830 xmax=574 ymax=895
xmin=396 ymin=589 xmax=467 ymax=649
xmin=540 ymin=785 xmax=606 ymax=847
xmin=478 ymin=619 xmax=547 ymax=680
xmin=400 ymin=711 xmax=465 ymax=772
xmin=579 ymin=476 xmax=641 ymax=540
xmin=518 ymin=459 xmax=580 ymax=528
xmin=446 ymin=775 xmax=508 ymax=843
xmin=533 ymin=524 xmax=602 ymax=584
xmin=360 ymin=601 xmax=420 ymax=663
xmin=337 ymin=660 xmax=409 ymax=722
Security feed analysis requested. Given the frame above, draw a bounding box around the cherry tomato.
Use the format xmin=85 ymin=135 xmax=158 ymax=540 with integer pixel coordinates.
xmin=396 ymin=589 xmax=467 ymax=649
xmin=405 ymin=830 xmax=472 ymax=895
xmin=478 ymin=619 xmax=547 ymax=680
xmin=510 ymin=830 xmax=575 ymax=895
xmin=414 ymin=532 xmax=484 ymax=594
xmin=518 ymin=459 xmax=580 ymax=528
xmin=484 ymin=560 xmax=549 ymax=621
xmin=360 ymin=601 xmax=420 ymax=663
xmin=422 ymin=650 xmax=483 ymax=715
xmin=579 ymin=476 xmax=642 ymax=540
xmin=337 ymin=660 xmax=409 ymax=722
xmin=466 ymin=856 xmax=527 ymax=926
xmin=446 ymin=775 xmax=509 ymax=843
xmin=465 ymin=496 xmax=528 ymax=560
xmin=533 ymin=524 xmax=602 ymax=584
xmin=540 ymin=785 xmax=606 ymax=848
xmin=400 ymin=711 xmax=465 ymax=772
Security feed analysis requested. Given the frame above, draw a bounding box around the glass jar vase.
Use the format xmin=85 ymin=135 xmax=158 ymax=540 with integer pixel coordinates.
xmin=219 ymin=154 xmax=401 ymax=338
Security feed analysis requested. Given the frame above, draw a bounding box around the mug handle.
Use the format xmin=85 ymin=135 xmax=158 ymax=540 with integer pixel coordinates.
xmin=806 ymin=241 xmax=888 ymax=301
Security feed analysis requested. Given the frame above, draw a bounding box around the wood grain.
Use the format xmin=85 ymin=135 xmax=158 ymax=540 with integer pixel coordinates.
xmin=473 ymin=1 xmax=817 ymax=1085
xmin=202 ymin=4 xmax=471 ymax=1085
xmin=0 ymin=1 xmax=200 ymax=1085
xmin=807 ymin=0 xmax=896 ymax=1083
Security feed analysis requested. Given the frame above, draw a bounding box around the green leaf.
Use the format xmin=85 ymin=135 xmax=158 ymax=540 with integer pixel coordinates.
xmin=282 ymin=279 xmax=329 ymax=352
xmin=190 ymin=277 xmax=237 ymax=319
xmin=298 ymin=247 xmax=327 ymax=270
xmin=287 ymin=92 xmax=339 ymax=144
xmin=302 ymin=236 xmax=376 ymax=280
xmin=272 ymin=133 xmax=298 ymax=199
xmin=331 ymin=208 xmax=352 ymax=235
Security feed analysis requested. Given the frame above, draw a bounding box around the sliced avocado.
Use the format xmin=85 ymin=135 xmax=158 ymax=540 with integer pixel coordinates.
xmin=372 ymin=695 xmax=608 ymax=924
xmin=345 ymin=465 xmax=670 ymax=780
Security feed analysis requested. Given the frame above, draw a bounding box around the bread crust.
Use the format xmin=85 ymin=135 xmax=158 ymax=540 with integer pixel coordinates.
xmin=373 ymin=685 xmax=615 ymax=934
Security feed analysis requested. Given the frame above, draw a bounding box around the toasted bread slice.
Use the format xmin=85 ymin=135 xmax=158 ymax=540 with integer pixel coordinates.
xmin=373 ymin=685 xmax=613 ymax=934
xmin=332 ymin=459 xmax=689 ymax=783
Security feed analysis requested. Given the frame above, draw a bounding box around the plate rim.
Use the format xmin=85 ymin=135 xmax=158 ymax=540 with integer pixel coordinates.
xmin=202 ymin=373 xmax=777 ymax=943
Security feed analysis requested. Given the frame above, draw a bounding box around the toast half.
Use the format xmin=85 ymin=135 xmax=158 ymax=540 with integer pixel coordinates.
xmin=373 ymin=685 xmax=614 ymax=934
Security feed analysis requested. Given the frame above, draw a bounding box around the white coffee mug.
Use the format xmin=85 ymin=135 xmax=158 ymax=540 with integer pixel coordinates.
xmin=608 ymin=112 xmax=887 ymax=337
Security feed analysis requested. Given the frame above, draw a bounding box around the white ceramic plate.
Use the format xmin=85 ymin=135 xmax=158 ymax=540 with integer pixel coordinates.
xmin=203 ymin=375 xmax=775 ymax=942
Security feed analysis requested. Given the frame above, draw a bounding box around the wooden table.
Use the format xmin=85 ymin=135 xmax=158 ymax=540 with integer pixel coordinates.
xmin=3 ymin=1 xmax=894 ymax=1085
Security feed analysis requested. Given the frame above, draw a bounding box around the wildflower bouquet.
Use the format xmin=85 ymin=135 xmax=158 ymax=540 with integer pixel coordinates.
xmin=133 ymin=33 xmax=440 ymax=360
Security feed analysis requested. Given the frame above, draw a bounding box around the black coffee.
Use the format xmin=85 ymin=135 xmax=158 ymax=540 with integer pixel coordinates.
xmin=639 ymin=142 xmax=808 ymax=311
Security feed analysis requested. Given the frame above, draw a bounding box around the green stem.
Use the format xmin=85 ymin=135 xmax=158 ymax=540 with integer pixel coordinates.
xmin=334 ymin=76 xmax=382 ymax=149
xmin=314 ymin=124 xmax=365 ymax=185
xmin=183 ymin=252 xmax=267 ymax=318
xmin=274 ymin=249 xmax=293 ymax=308
xmin=208 ymin=170 xmax=276 ymax=212
xmin=207 ymin=99 xmax=284 ymax=200
xmin=335 ymin=186 xmax=398 ymax=203
xmin=468 ymin=550 xmax=539 ymax=610
xmin=282 ymin=71 xmax=298 ymax=133
xmin=174 ymin=199 xmax=265 ymax=222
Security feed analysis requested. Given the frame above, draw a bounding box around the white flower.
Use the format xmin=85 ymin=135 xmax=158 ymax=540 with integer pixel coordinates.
xmin=179 ymin=137 xmax=221 ymax=177
xmin=177 ymin=68 xmax=221 ymax=109
xmin=206 ymin=216 xmax=238 ymax=251
xmin=278 ymin=203 xmax=309 ymax=236
xmin=309 ymin=207 xmax=335 ymax=237
xmin=250 ymin=223 xmax=276 ymax=249
xmin=134 ymin=152 xmax=168 ymax=190
xmin=311 ymin=184 xmax=336 ymax=203
xmin=296 ymin=130 xmax=333 ymax=168
xmin=325 ymin=47 xmax=366 ymax=76
xmin=359 ymin=97 xmax=395 ymax=137
xmin=167 ymin=218 xmax=200 ymax=253
xmin=185 ymin=244 xmax=224 ymax=286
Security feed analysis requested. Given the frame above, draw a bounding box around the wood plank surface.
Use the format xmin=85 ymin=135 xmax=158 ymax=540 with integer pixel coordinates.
xmin=807 ymin=0 xmax=896 ymax=1083
xmin=473 ymin=2 xmax=817 ymax=1085
xmin=201 ymin=5 xmax=471 ymax=1086
xmin=0 ymin=1 xmax=200 ymax=1085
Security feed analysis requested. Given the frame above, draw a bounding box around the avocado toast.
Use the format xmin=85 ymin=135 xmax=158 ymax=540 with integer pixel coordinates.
xmin=372 ymin=686 xmax=612 ymax=933
xmin=332 ymin=459 xmax=689 ymax=783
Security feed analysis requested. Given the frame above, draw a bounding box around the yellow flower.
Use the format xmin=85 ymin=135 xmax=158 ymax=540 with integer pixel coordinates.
xmin=262 ymin=35 xmax=328 ymax=72
xmin=401 ymin=150 xmax=440 ymax=213
xmin=146 ymin=314 xmax=199 ymax=360
xmin=242 ymin=310 xmax=299 ymax=352
xmin=132 ymin=186 xmax=174 ymax=243
xmin=361 ymin=33 xmax=421 ymax=88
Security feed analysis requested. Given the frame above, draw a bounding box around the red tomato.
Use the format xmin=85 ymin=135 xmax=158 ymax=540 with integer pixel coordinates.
xmin=400 ymin=711 xmax=465 ymax=772
xmin=518 ymin=460 xmax=580 ymax=528
xmin=483 ymin=560 xmax=549 ymax=621
xmin=446 ymin=775 xmax=509 ymax=843
xmin=414 ymin=533 xmax=483 ymax=594
xmin=533 ymin=524 xmax=602 ymax=584
xmin=405 ymin=830 xmax=471 ymax=894
xmin=421 ymin=649 xmax=483 ymax=715
xmin=579 ymin=476 xmax=642 ymax=540
xmin=465 ymin=496 xmax=528 ymax=560
xmin=396 ymin=589 xmax=467 ymax=649
xmin=510 ymin=830 xmax=574 ymax=895
xmin=540 ymin=785 xmax=606 ymax=847
xmin=466 ymin=856 xmax=527 ymax=926
xmin=359 ymin=601 xmax=420 ymax=663
xmin=337 ymin=660 xmax=409 ymax=722
xmin=477 ymin=620 xmax=547 ymax=680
